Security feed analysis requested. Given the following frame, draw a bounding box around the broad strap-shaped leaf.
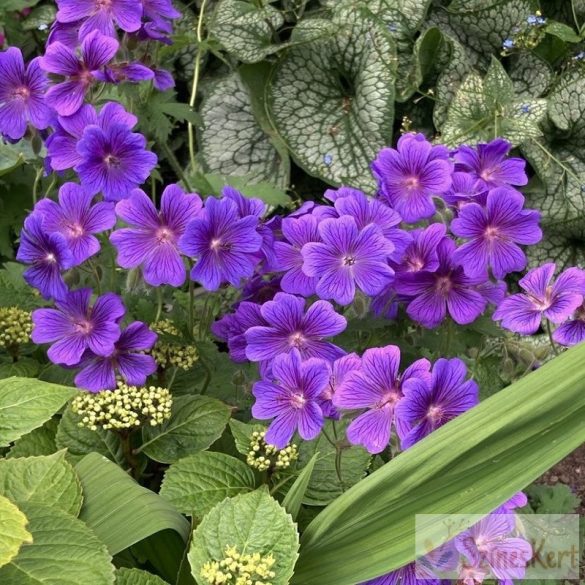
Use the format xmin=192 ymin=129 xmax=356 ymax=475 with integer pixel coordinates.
xmin=56 ymin=406 xmax=125 ymax=465
xmin=429 ymin=0 xmax=538 ymax=68
xmin=198 ymin=70 xmax=289 ymax=187
xmin=160 ymin=451 xmax=256 ymax=518
xmin=0 ymin=377 xmax=76 ymax=447
xmin=115 ymin=567 xmax=170 ymax=585
xmin=268 ymin=8 xmax=396 ymax=191
xmin=296 ymin=419 xmax=371 ymax=506
xmin=291 ymin=342 xmax=585 ymax=585
xmin=0 ymin=502 xmax=115 ymax=584
xmin=140 ymin=395 xmax=231 ymax=464
xmin=210 ymin=0 xmax=284 ymax=63
xmin=441 ymin=58 xmax=547 ymax=147
xmin=0 ymin=451 xmax=83 ymax=516
xmin=76 ymin=453 xmax=190 ymax=555
xmin=0 ymin=495 xmax=31 ymax=570
xmin=188 ymin=488 xmax=299 ymax=585
xmin=281 ymin=453 xmax=318 ymax=520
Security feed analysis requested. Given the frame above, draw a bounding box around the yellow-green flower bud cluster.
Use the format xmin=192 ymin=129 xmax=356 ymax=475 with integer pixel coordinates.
xmin=150 ymin=319 xmax=198 ymax=370
xmin=246 ymin=430 xmax=298 ymax=472
xmin=0 ymin=307 xmax=32 ymax=349
xmin=200 ymin=545 xmax=276 ymax=585
xmin=71 ymin=382 xmax=172 ymax=431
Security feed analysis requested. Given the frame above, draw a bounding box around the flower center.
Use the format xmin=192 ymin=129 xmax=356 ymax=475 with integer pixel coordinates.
xmin=480 ymin=166 xmax=498 ymax=182
xmin=407 ymin=256 xmax=425 ymax=272
xmin=531 ymin=286 xmax=553 ymax=311
xmin=427 ymin=404 xmax=443 ymax=423
xmin=103 ymin=153 xmax=120 ymax=168
xmin=45 ymin=253 xmax=57 ymax=264
xmin=155 ymin=226 xmax=174 ymax=244
xmin=484 ymin=225 xmax=500 ymax=240
xmin=11 ymin=86 xmax=30 ymax=101
xmin=343 ymin=255 xmax=356 ymax=266
xmin=74 ymin=319 xmax=93 ymax=335
xmin=403 ymin=175 xmax=421 ymax=191
xmin=96 ymin=0 xmax=113 ymax=9
xmin=210 ymin=237 xmax=231 ymax=252
xmin=376 ymin=388 xmax=401 ymax=409
xmin=576 ymin=304 xmax=585 ymax=321
xmin=66 ymin=222 xmax=85 ymax=238
xmin=288 ymin=331 xmax=306 ymax=348
xmin=290 ymin=391 xmax=306 ymax=409
xmin=435 ymin=275 xmax=452 ymax=296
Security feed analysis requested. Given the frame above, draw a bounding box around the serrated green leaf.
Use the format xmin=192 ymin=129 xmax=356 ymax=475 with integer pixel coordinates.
xmin=0 ymin=451 xmax=82 ymax=516
xmin=525 ymin=484 xmax=581 ymax=514
xmin=55 ymin=406 xmax=125 ymax=465
xmin=160 ymin=451 xmax=256 ymax=518
xmin=76 ymin=453 xmax=190 ymax=555
xmin=268 ymin=9 xmax=396 ymax=191
xmin=210 ymin=0 xmax=284 ymax=63
xmin=297 ymin=420 xmax=371 ymax=506
xmin=291 ymin=342 xmax=585 ymax=585
xmin=229 ymin=419 xmax=265 ymax=455
xmin=0 ymin=501 xmax=115 ymax=584
xmin=0 ymin=495 xmax=31 ymax=570
xmin=115 ymin=568 xmax=170 ymax=585
xmin=0 ymin=377 xmax=76 ymax=447
xmin=0 ymin=358 xmax=40 ymax=380
xmin=0 ymin=263 xmax=45 ymax=309
xmin=281 ymin=453 xmax=318 ymax=520
xmin=139 ymin=395 xmax=231 ymax=464
xmin=188 ymin=488 xmax=299 ymax=585
xmin=0 ymin=140 xmax=37 ymax=176
xmin=22 ymin=4 xmax=56 ymax=30
xmin=8 ymin=417 xmax=58 ymax=458
xmin=198 ymin=71 xmax=289 ymax=187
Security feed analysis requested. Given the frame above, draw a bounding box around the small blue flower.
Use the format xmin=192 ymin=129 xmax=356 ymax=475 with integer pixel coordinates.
xmin=536 ymin=16 xmax=546 ymax=25
xmin=520 ymin=104 xmax=531 ymax=114
xmin=527 ymin=15 xmax=538 ymax=25
xmin=573 ymin=51 xmax=585 ymax=61
xmin=502 ymin=38 xmax=515 ymax=50
xmin=323 ymin=153 xmax=333 ymax=167
xmin=387 ymin=23 xmax=398 ymax=33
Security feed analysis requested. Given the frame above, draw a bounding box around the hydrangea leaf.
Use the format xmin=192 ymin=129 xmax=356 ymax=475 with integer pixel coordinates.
xmin=296 ymin=420 xmax=371 ymax=506
xmin=0 ymin=140 xmax=36 ymax=176
xmin=0 ymin=358 xmax=40 ymax=380
xmin=429 ymin=0 xmax=538 ymax=68
xmin=0 ymin=377 xmax=76 ymax=448
xmin=8 ymin=418 xmax=58 ymax=459
xmin=0 ymin=495 xmax=31 ymax=570
xmin=140 ymin=395 xmax=231 ymax=464
xmin=508 ymin=52 xmax=553 ymax=98
xmin=268 ymin=9 xmax=397 ymax=191
xmin=188 ymin=488 xmax=299 ymax=585
xmin=198 ymin=71 xmax=289 ymax=187
xmin=160 ymin=452 xmax=256 ymax=518
xmin=440 ymin=60 xmax=547 ymax=147
xmin=210 ymin=0 xmax=284 ymax=63
xmin=229 ymin=419 xmax=266 ymax=456
xmin=0 ymin=502 xmax=115 ymax=585
xmin=115 ymin=568 xmax=170 ymax=585
xmin=55 ymin=407 xmax=125 ymax=466
xmin=0 ymin=451 xmax=83 ymax=516
xmin=75 ymin=453 xmax=190 ymax=555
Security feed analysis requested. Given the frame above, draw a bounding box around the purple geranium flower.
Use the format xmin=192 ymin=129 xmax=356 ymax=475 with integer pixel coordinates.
xmin=41 ymin=30 xmax=119 ymax=116
xmin=110 ymin=184 xmax=202 ymax=287
xmin=333 ymin=345 xmax=431 ymax=454
xmin=553 ymin=301 xmax=585 ymax=347
xmin=245 ymin=292 xmax=347 ymax=362
xmin=142 ymin=0 xmax=181 ymax=23
xmin=179 ymin=196 xmax=263 ymax=291
xmin=302 ymin=216 xmax=395 ymax=306
xmin=93 ymin=61 xmax=154 ymax=84
xmin=252 ymin=349 xmax=328 ymax=448
xmin=320 ymin=352 xmax=361 ymax=419
xmin=56 ymin=0 xmax=143 ymax=40
xmin=34 ymin=182 xmax=116 ymax=266
xmin=454 ymin=139 xmax=528 ymax=189
xmin=16 ymin=214 xmax=75 ymax=300
xmin=31 ymin=288 xmax=124 ymax=366
xmin=152 ymin=68 xmax=175 ymax=91
xmin=395 ymin=223 xmax=446 ymax=277
xmin=451 ymin=188 xmax=542 ymax=279
xmin=75 ymin=321 xmax=157 ymax=391
xmin=0 ymin=48 xmax=51 ymax=140
xmin=396 ymin=358 xmax=478 ymax=449
xmin=455 ymin=513 xmax=532 ymax=581
xmin=273 ymin=214 xmax=321 ymax=296
xmin=46 ymin=101 xmax=137 ymax=172
xmin=75 ymin=122 xmax=157 ymax=201
xmin=396 ymin=238 xmax=487 ymax=329
xmin=442 ymin=172 xmax=486 ymax=207
xmin=493 ymin=263 xmax=585 ymax=335
xmin=372 ymin=133 xmax=452 ymax=223
xmin=47 ymin=20 xmax=81 ymax=49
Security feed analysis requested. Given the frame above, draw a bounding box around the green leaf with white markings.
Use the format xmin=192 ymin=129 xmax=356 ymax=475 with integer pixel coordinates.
xmin=188 ymin=488 xmax=299 ymax=585
xmin=160 ymin=451 xmax=256 ymax=518
xmin=268 ymin=8 xmax=396 ymax=190
xmin=0 ymin=377 xmax=76 ymax=447
xmin=0 ymin=496 xmax=31 ymax=570
xmin=140 ymin=395 xmax=231 ymax=464
xmin=0 ymin=451 xmax=83 ymax=516
xmin=210 ymin=0 xmax=284 ymax=63
xmin=0 ymin=502 xmax=115 ymax=585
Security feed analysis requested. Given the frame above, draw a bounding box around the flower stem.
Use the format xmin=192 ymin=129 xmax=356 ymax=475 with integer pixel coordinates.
xmin=160 ymin=141 xmax=192 ymax=191
xmin=155 ymin=286 xmax=163 ymax=322
xmin=545 ymin=320 xmax=560 ymax=357
xmin=32 ymin=166 xmax=44 ymax=205
xmin=119 ymin=429 xmax=141 ymax=480
xmin=188 ymin=0 xmax=209 ymax=171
